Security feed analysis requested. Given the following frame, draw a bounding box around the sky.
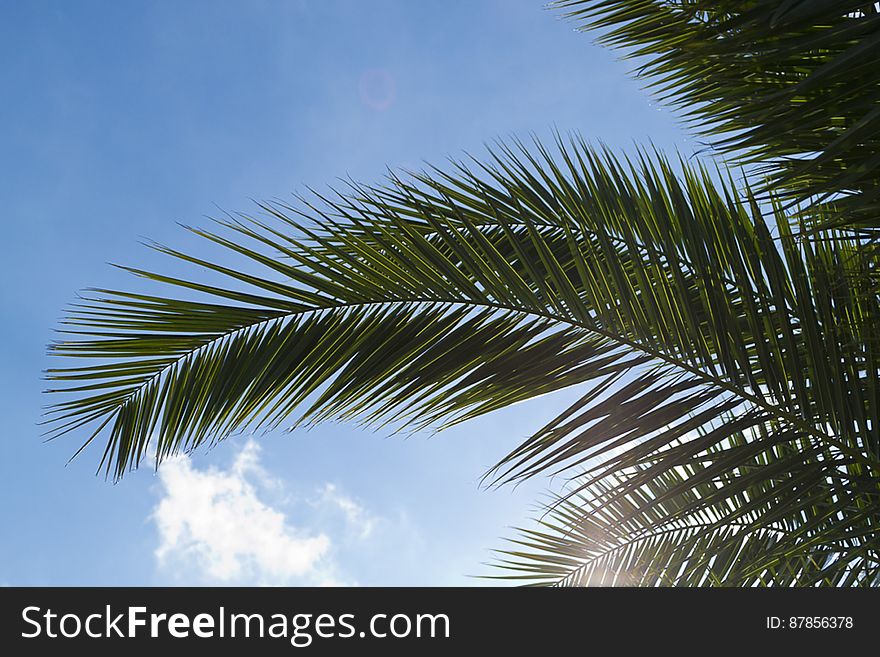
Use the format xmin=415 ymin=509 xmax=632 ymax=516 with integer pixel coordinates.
xmin=0 ymin=0 xmax=692 ymax=586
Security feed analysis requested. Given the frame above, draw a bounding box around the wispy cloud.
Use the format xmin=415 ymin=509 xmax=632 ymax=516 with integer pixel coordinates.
xmin=151 ymin=440 xmax=376 ymax=586
xmin=316 ymin=483 xmax=377 ymax=540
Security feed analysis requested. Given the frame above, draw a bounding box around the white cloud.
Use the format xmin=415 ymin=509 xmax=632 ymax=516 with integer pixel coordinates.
xmin=151 ymin=440 xmax=375 ymax=585
xmin=316 ymin=483 xmax=376 ymax=540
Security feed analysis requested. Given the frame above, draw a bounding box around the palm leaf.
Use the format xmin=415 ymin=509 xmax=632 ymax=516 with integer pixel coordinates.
xmin=554 ymin=1 xmax=880 ymax=232
xmin=492 ymin=420 xmax=880 ymax=586
xmin=45 ymin=138 xmax=880 ymax=586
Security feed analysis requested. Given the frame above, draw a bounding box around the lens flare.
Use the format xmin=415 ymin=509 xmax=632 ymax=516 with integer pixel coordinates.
xmin=358 ymin=69 xmax=395 ymax=111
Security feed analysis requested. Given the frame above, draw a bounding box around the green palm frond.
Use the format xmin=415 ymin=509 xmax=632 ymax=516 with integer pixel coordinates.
xmin=45 ymin=136 xmax=877 ymax=466
xmin=554 ymin=1 xmax=880 ymax=231
xmin=493 ymin=420 xmax=880 ymax=586
xmin=45 ymin=138 xmax=880 ymax=585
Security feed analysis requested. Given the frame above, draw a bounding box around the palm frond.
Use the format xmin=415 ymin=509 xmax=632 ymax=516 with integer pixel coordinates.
xmin=554 ymin=0 xmax=880 ymax=231
xmin=493 ymin=420 xmax=880 ymax=586
xmin=45 ymin=138 xmax=880 ymax=588
xmin=48 ymin=139 xmax=880 ymax=583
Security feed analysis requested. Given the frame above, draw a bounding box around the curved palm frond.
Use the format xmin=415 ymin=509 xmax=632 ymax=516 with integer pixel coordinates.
xmin=45 ymin=137 xmax=880 ymax=585
xmin=493 ymin=420 xmax=880 ymax=586
xmin=49 ymin=138 xmax=878 ymax=462
xmin=554 ymin=0 xmax=880 ymax=232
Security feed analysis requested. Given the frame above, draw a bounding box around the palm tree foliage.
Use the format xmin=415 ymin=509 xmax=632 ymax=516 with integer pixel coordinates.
xmin=45 ymin=137 xmax=880 ymax=584
xmin=495 ymin=446 xmax=880 ymax=586
xmin=554 ymin=1 xmax=880 ymax=231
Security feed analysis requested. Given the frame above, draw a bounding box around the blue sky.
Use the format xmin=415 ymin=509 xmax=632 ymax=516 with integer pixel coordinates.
xmin=0 ymin=0 xmax=691 ymax=586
